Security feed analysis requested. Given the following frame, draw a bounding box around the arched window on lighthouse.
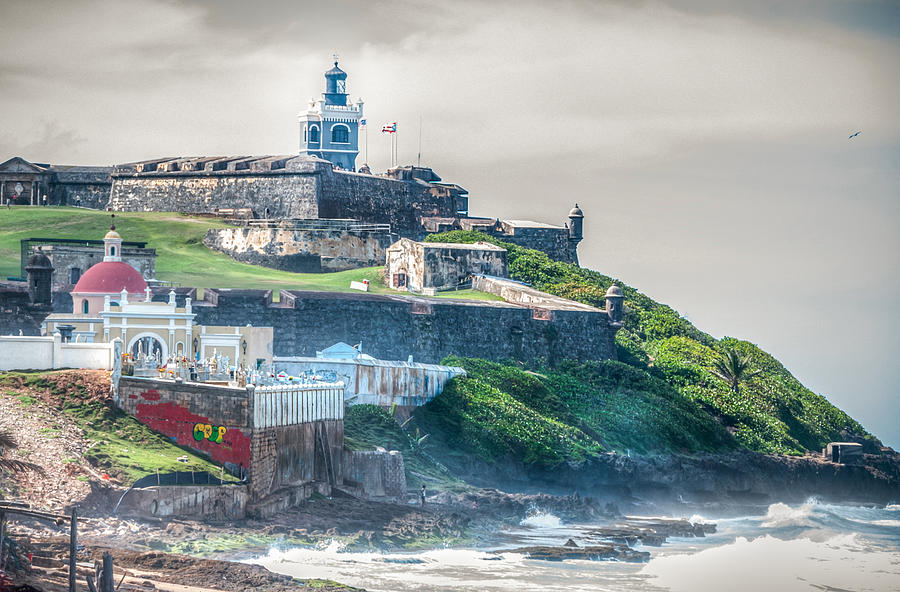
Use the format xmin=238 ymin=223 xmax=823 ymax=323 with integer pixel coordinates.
xmin=309 ymin=125 xmax=320 ymax=143
xmin=331 ymin=124 xmax=350 ymax=144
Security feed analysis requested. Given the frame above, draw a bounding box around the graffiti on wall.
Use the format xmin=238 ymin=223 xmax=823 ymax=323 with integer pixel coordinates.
xmin=134 ymin=396 xmax=251 ymax=467
xmin=194 ymin=423 xmax=227 ymax=444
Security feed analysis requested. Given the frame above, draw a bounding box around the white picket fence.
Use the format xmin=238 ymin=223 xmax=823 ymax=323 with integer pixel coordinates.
xmin=251 ymin=382 xmax=344 ymax=428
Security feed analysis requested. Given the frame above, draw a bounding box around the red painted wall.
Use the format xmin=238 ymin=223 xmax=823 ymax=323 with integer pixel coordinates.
xmin=135 ymin=395 xmax=251 ymax=468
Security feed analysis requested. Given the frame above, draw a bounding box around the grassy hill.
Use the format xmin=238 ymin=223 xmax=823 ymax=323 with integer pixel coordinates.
xmin=0 ymin=370 xmax=233 ymax=484
xmin=0 ymin=207 xmax=389 ymax=293
xmin=410 ymin=231 xmax=876 ymax=458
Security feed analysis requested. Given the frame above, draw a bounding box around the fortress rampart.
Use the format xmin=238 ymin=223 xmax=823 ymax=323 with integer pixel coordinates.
xmin=109 ymin=156 xmax=464 ymax=237
xmin=191 ymin=289 xmax=619 ymax=365
xmin=203 ymin=224 xmax=398 ymax=273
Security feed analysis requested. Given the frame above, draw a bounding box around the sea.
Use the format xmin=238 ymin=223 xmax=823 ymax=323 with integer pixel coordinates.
xmin=250 ymin=500 xmax=900 ymax=592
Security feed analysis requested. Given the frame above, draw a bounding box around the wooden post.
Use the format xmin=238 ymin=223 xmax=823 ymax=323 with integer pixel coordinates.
xmin=69 ymin=506 xmax=77 ymax=592
xmin=0 ymin=510 xmax=6 ymax=572
xmin=101 ymin=552 xmax=114 ymax=592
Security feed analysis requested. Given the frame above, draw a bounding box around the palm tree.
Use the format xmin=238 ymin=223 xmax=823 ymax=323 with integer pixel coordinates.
xmin=0 ymin=431 xmax=44 ymax=475
xmin=711 ymin=349 xmax=761 ymax=395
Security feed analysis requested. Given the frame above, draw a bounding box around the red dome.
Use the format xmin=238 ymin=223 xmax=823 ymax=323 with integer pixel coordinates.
xmin=72 ymin=261 xmax=148 ymax=294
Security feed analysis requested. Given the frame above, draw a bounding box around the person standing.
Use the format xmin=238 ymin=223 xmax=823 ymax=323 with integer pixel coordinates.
xmin=420 ymin=484 xmax=426 ymax=507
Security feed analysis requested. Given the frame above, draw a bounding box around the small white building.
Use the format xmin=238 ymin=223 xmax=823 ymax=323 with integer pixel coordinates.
xmin=385 ymin=238 xmax=507 ymax=295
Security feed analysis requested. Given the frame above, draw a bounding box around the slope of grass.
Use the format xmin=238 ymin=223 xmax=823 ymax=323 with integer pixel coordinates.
xmin=0 ymin=370 xmax=235 ymax=483
xmin=343 ymin=404 xmax=468 ymax=492
xmin=0 ymin=207 xmax=393 ymax=293
xmin=413 ymin=357 xmax=734 ymax=468
xmin=425 ymin=230 xmax=874 ymax=455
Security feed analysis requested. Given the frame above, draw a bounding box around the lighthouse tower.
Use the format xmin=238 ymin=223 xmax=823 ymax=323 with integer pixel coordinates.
xmin=298 ymin=59 xmax=364 ymax=171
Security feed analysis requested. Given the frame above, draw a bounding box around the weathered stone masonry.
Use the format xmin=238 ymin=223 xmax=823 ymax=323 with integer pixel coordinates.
xmin=203 ymin=226 xmax=398 ymax=273
xmin=109 ymin=156 xmax=463 ymax=237
xmin=116 ymin=377 xmax=344 ymax=503
xmin=192 ymin=289 xmax=619 ymax=364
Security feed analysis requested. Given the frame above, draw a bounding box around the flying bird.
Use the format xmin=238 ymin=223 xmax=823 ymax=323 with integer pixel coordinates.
xmin=849 ymin=131 xmax=861 ymax=139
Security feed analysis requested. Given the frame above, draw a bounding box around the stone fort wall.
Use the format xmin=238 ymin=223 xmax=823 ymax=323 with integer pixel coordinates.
xmin=192 ymin=289 xmax=618 ymax=365
xmin=203 ymin=226 xmax=399 ymax=273
xmin=108 ymin=157 xmax=461 ymax=237
xmin=496 ymin=230 xmax=580 ymax=266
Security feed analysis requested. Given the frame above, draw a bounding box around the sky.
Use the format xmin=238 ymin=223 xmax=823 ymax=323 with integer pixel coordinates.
xmin=1 ymin=0 xmax=898 ymax=447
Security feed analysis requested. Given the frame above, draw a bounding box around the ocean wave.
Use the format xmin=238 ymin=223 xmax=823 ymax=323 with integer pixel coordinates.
xmin=519 ymin=509 xmax=563 ymax=528
xmin=688 ymin=514 xmax=711 ymax=525
xmin=760 ymin=501 xmax=816 ymax=528
xmin=642 ymin=532 xmax=899 ymax=592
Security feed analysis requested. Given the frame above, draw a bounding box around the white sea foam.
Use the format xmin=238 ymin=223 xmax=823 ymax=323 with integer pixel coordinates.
xmin=642 ymin=533 xmax=900 ymax=592
xmin=253 ymin=546 xmax=546 ymax=591
xmin=865 ymin=519 xmax=900 ymax=528
xmin=885 ymin=504 xmax=900 ymax=511
xmin=519 ymin=510 xmax=562 ymax=528
xmin=760 ymin=501 xmax=816 ymax=528
xmin=688 ymin=514 xmax=710 ymax=524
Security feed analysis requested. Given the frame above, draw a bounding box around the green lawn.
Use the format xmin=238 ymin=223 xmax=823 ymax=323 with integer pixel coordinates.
xmin=431 ymin=289 xmax=503 ymax=301
xmin=0 ymin=207 xmax=391 ymax=293
xmin=0 ymin=208 xmax=508 ymax=303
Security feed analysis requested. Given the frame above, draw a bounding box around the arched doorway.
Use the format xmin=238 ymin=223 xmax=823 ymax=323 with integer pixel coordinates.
xmin=128 ymin=333 xmax=167 ymax=365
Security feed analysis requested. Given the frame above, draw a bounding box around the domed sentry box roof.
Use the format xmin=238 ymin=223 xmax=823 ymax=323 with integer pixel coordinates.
xmin=25 ymin=252 xmax=52 ymax=270
xmin=569 ymin=204 xmax=584 ymax=218
xmin=72 ymin=261 xmax=148 ymax=294
xmin=605 ymin=284 xmax=624 ymax=298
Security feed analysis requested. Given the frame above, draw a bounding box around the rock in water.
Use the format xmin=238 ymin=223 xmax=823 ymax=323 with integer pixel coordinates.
xmin=502 ymin=544 xmax=650 ymax=563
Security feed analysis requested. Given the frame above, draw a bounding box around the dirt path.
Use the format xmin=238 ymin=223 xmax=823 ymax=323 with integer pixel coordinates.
xmin=0 ymin=383 xmax=96 ymax=511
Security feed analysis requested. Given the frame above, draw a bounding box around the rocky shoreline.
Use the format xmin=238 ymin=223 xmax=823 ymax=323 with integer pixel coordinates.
xmin=4 ymin=450 xmax=899 ymax=590
xmin=3 ymin=487 xmax=716 ymax=590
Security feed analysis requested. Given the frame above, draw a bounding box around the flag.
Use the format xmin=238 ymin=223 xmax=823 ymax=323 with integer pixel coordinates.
xmin=381 ymin=122 xmax=397 ymax=134
xmin=359 ymin=119 xmax=367 ymax=128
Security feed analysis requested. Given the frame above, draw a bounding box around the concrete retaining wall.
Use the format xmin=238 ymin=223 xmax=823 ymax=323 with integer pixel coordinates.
xmin=117 ymin=376 xmax=345 ymax=504
xmin=343 ymin=450 xmax=406 ymax=502
xmin=116 ymin=484 xmax=248 ymax=520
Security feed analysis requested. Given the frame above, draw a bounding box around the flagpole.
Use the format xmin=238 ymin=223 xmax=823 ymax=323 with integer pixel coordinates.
xmin=417 ymin=116 xmax=422 ymax=167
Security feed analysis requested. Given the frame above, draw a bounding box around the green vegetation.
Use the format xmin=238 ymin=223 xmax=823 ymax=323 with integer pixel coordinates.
xmin=424 ymin=231 xmax=873 ymax=455
xmin=430 ymin=289 xmax=503 ymax=301
xmin=343 ymin=404 xmax=468 ymax=491
xmin=0 ymin=370 xmax=235 ymax=482
xmin=412 ymin=357 xmax=734 ymax=467
xmin=710 ymin=348 xmax=762 ymax=395
xmin=0 ymin=207 xmax=501 ymax=303
xmin=0 ymin=207 xmax=392 ymax=293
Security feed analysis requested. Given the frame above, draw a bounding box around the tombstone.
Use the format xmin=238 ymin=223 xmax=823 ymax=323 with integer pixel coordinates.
xmin=56 ymin=324 xmax=76 ymax=343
